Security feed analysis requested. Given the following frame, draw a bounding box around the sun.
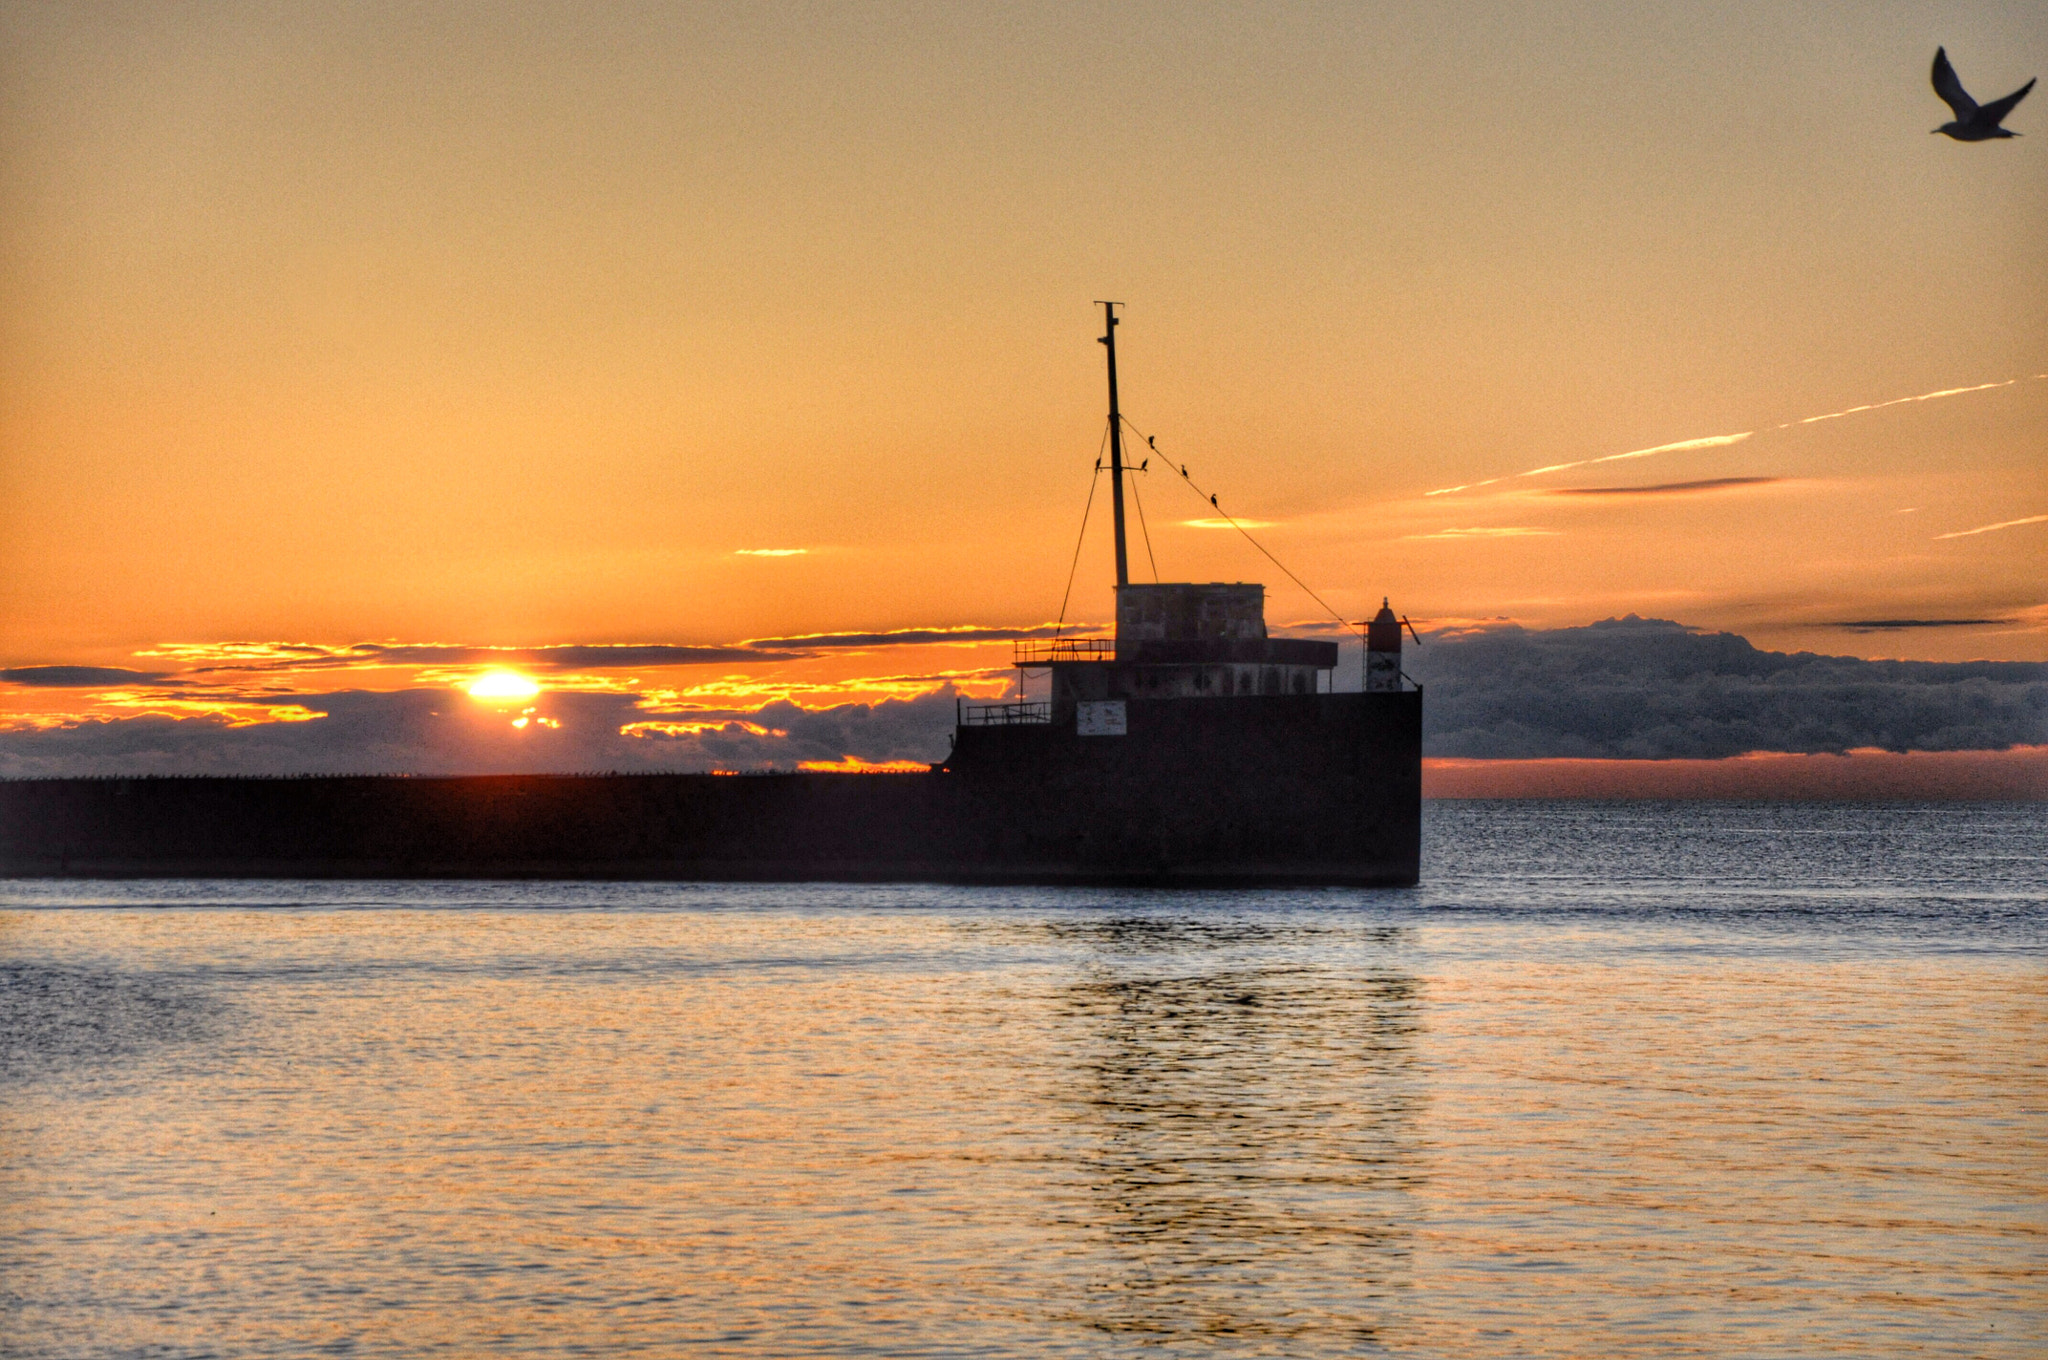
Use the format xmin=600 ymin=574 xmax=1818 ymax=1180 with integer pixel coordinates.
xmin=467 ymin=669 xmax=540 ymax=702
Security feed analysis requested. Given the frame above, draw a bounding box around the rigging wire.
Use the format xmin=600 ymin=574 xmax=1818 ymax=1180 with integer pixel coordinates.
xmin=1117 ymin=414 xmax=1353 ymax=635
xmin=1127 ymin=449 xmax=1160 ymax=583
xmin=1052 ymin=422 xmax=1112 ymax=640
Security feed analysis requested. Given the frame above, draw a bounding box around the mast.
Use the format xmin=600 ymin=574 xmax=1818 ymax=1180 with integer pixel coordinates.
xmin=1097 ymin=301 xmax=1129 ymax=588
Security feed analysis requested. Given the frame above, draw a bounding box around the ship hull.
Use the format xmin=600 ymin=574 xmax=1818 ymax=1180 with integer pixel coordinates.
xmin=0 ymin=693 xmax=1420 ymax=886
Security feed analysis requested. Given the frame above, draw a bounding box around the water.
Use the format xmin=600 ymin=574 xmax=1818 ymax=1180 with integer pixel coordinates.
xmin=2 ymin=801 xmax=2041 ymax=1357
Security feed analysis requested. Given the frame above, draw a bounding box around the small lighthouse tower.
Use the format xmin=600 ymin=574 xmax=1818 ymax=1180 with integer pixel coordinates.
xmin=1365 ymin=599 xmax=1404 ymax=692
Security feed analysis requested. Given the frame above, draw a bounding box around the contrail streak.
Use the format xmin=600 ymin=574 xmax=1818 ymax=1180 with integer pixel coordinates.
xmin=1787 ymin=376 xmax=2040 ymax=428
xmin=1516 ymin=432 xmax=1754 ymax=479
xmin=1422 ymin=476 xmax=1504 ymax=497
xmin=1423 ymin=372 xmax=2046 ymax=498
xmin=1426 ymin=432 xmax=1751 ymax=495
xmin=1934 ymin=512 xmax=2048 ymax=540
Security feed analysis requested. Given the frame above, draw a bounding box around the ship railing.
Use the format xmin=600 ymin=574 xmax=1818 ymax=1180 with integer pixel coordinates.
xmin=958 ymin=700 xmax=1052 ymax=727
xmin=1012 ymin=637 xmax=1113 ymax=665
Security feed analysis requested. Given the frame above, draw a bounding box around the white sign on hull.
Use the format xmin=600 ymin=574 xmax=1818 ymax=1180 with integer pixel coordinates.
xmin=1076 ymin=701 xmax=1127 ymax=736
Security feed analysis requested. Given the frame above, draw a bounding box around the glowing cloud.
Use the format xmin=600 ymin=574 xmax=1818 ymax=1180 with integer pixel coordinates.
xmin=1933 ymin=513 xmax=2048 ymax=540
xmin=131 ymin=641 xmax=771 ymax=672
xmin=734 ymin=548 xmax=808 ymax=557
xmin=1403 ymin=527 xmax=1561 ymax=540
xmin=135 ymin=642 xmax=337 ymax=664
xmin=467 ymin=670 xmax=540 ymax=702
xmin=621 ymin=719 xmax=788 ymax=739
xmin=634 ymin=666 xmax=1010 ymax=713
xmin=740 ymin=625 xmax=1071 ymax=651
xmin=0 ymin=712 xmax=101 ymax=733
xmin=92 ymin=691 xmax=327 ymax=727
xmin=796 ymin=756 xmax=932 ymax=773
xmin=121 ymin=628 xmax=1072 ymax=681
xmin=1180 ymin=517 xmax=1275 ymax=529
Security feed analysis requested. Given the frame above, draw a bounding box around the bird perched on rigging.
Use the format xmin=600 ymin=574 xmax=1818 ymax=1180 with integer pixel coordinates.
xmin=1930 ymin=47 xmax=2033 ymax=140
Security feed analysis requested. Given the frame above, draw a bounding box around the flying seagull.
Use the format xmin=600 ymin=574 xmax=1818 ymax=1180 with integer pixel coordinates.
xmin=1930 ymin=47 xmax=2033 ymax=140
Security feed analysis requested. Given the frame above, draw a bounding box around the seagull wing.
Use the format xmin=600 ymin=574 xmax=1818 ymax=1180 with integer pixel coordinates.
xmin=1975 ymin=76 xmax=2035 ymax=128
xmin=1932 ymin=47 xmax=1978 ymax=119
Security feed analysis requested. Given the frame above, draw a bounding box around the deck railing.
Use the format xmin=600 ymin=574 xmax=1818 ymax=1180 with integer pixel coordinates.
xmin=958 ymin=700 xmax=1052 ymax=727
xmin=1012 ymin=637 xmax=1113 ymax=666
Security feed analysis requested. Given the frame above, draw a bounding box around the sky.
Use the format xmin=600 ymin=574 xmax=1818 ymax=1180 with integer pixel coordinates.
xmin=1 ymin=1 xmax=2042 ymax=778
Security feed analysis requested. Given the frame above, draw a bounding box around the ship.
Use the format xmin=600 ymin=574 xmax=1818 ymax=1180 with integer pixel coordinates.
xmin=0 ymin=308 xmax=1423 ymax=885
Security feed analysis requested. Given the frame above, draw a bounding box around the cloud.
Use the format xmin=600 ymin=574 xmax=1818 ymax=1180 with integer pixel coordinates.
xmin=1934 ymin=513 xmax=2048 ymax=541
xmin=1824 ymin=619 xmax=2011 ymax=632
xmin=794 ymin=756 xmax=932 ymax=772
xmin=133 ymin=626 xmax=1075 ymax=675
xmin=1271 ymin=618 xmax=1356 ymax=635
xmin=741 ymin=625 xmax=1070 ymax=650
xmin=0 ymin=666 xmax=172 ymax=687
xmin=1548 ymin=477 xmax=1781 ymax=497
xmin=11 ymin=622 xmax=2039 ymax=775
xmin=0 ymin=687 xmax=964 ymax=778
xmin=1402 ymin=527 xmax=1560 ymax=540
xmin=1407 ymin=616 xmax=2046 ymax=759
xmin=88 ymin=691 xmax=327 ymax=727
xmin=636 ymin=666 xmax=1011 ymax=710
xmin=1180 ymin=517 xmax=1275 ymax=529
xmin=1424 ymin=747 xmax=2048 ymax=800
xmin=141 ymin=641 xmax=775 ymax=673
xmin=134 ymin=642 xmax=335 ymax=663
xmin=459 ymin=644 xmax=770 ymax=667
xmin=620 ymin=719 xmax=788 ymax=739
xmin=733 ymin=548 xmax=808 ymax=556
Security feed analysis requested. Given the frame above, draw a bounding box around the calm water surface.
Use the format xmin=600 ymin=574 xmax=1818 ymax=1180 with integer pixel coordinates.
xmin=2 ymin=801 xmax=2042 ymax=1357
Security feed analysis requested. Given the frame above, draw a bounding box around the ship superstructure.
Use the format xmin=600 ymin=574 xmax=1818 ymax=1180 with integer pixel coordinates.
xmin=936 ymin=305 xmax=1422 ymax=883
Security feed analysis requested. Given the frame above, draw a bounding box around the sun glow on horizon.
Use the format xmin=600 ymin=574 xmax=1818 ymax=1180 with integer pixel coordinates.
xmin=796 ymin=756 xmax=933 ymax=773
xmin=467 ymin=669 xmax=541 ymax=702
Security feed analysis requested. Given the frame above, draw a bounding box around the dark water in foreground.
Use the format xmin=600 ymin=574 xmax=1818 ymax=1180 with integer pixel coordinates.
xmin=2 ymin=801 xmax=2042 ymax=1358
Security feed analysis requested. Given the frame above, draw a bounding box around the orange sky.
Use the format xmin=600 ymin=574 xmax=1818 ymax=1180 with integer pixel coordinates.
xmin=1 ymin=2 xmax=2042 ymax=750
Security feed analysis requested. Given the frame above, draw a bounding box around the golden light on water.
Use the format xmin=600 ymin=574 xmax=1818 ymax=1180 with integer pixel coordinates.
xmin=467 ymin=670 xmax=540 ymax=703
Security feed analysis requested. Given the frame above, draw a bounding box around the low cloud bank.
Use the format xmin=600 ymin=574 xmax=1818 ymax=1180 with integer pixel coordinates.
xmin=1424 ymin=748 xmax=2048 ymax=799
xmin=3 ymin=619 xmax=2041 ymax=777
xmin=0 ymin=689 xmax=962 ymax=779
xmin=0 ymin=667 xmax=172 ymax=687
xmin=1410 ymin=617 xmax=2045 ymax=759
